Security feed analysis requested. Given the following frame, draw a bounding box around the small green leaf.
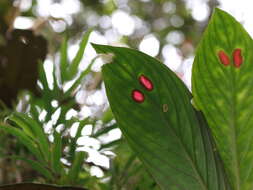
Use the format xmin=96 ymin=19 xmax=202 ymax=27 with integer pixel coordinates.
xmin=93 ymin=44 xmax=231 ymax=190
xmin=52 ymin=64 xmax=60 ymax=96
xmin=38 ymin=61 xmax=50 ymax=92
xmin=68 ymin=29 xmax=92 ymax=80
xmin=64 ymin=55 xmax=97 ymax=98
xmin=60 ymin=35 xmax=68 ymax=83
xmin=12 ymin=112 xmax=50 ymax=162
xmin=8 ymin=114 xmax=35 ymax=139
xmin=99 ymin=139 xmax=121 ymax=151
xmin=192 ymin=8 xmax=253 ymax=190
xmin=119 ymin=154 xmax=137 ymax=184
xmin=0 ymin=123 xmax=44 ymax=163
xmin=101 ymin=108 xmax=114 ymax=123
xmin=69 ymin=119 xmax=90 ymax=162
xmin=91 ymin=123 xmax=117 ymax=138
xmin=68 ymin=151 xmax=86 ymax=184
xmin=52 ymin=131 xmax=62 ymax=174
xmin=11 ymin=156 xmax=53 ymax=180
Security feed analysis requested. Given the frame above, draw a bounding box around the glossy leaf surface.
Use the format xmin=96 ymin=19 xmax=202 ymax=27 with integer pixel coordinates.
xmin=192 ymin=9 xmax=253 ymax=190
xmin=93 ymin=44 xmax=231 ymax=190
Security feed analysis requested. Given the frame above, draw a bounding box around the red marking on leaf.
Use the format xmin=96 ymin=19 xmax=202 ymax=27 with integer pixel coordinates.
xmin=139 ymin=75 xmax=153 ymax=91
xmin=132 ymin=90 xmax=145 ymax=103
xmin=233 ymin=48 xmax=243 ymax=68
xmin=218 ymin=50 xmax=230 ymax=66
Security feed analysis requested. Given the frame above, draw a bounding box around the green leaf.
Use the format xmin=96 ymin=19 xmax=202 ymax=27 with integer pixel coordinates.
xmin=119 ymin=154 xmax=137 ymax=183
xmin=12 ymin=112 xmax=50 ymax=163
xmin=8 ymin=114 xmax=35 ymax=139
xmin=38 ymin=61 xmax=50 ymax=92
xmin=68 ymin=29 xmax=92 ymax=80
xmin=91 ymin=123 xmax=117 ymax=138
xmin=101 ymin=108 xmax=114 ymax=123
xmin=99 ymin=139 xmax=121 ymax=151
xmin=52 ymin=64 xmax=60 ymax=96
xmin=64 ymin=55 xmax=97 ymax=98
xmin=0 ymin=123 xmax=44 ymax=163
xmin=192 ymin=8 xmax=253 ymax=190
xmin=11 ymin=156 xmax=53 ymax=180
xmin=60 ymin=35 xmax=68 ymax=83
xmin=93 ymin=44 xmax=231 ymax=190
xmin=68 ymin=151 xmax=86 ymax=184
xmin=69 ymin=119 xmax=90 ymax=162
xmin=52 ymin=131 xmax=62 ymax=174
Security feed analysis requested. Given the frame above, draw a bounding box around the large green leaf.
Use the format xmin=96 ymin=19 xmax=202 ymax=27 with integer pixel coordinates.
xmin=92 ymin=44 xmax=231 ymax=190
xmin=192 ymin=9 xmax=253 ymax=190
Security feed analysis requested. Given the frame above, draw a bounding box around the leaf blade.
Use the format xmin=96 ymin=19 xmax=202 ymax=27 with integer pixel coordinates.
xmin=11 ymin=156 xmax=53 ymax=180
xmin=8 ymin=114 xmax=35 ymax=139
xmin=0 ymin=123 xmax=44 ymax=163
xmin=68 ymin=151 xmax=86 ymax=184
xmin=192 ymin=8 xmax=253 ymax=190
xmin=68 ymin=29 xmax=92 ymax=80
xmin=52 ymin=131 xmax=62 ymax=174
xmin=93 ymin=44 xmax=231 ymax=190
xmin=12 ymin=112 xmax=50 ymax=162
xmin=60 ymin=35 xmax=68 ymax=83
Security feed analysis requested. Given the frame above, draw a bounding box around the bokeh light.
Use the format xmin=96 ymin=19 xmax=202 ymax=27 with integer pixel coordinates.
xmin=139 ymin=34 xmax=160 ymax=56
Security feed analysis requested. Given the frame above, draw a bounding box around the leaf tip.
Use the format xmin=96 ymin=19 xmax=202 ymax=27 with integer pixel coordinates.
xmin=213 ymin=7 xmax=237 ymax=22
xmin=91 ymin=43 xmax=105 ymax=54
xmin=213 ymin=7 xmax=228 ymax=16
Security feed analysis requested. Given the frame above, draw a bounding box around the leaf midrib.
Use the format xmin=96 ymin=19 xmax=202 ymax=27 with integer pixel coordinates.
xmin=220 ymin=14 xmax=241 ymax=190
xmin=230 ymin=66 xmax=240 ymax=190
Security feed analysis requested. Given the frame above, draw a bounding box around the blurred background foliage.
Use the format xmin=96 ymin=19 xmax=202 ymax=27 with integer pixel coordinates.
xmin=0 ymin=0 xmax=218 ymax=189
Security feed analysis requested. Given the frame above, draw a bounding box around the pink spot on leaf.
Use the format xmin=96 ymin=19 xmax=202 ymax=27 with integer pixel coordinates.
xmin=218 ymin=50 xmax=230 ymax=66
xmin=132 ymin=89 xmax=145 ymax=103
xmin=233 ymin=48 xmax=243 ymax=68
xmin=139 ymin=75 xmax=153 ymax=91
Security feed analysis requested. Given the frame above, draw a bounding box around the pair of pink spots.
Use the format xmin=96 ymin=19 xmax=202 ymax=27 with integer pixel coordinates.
xmin=218 ymin=48 xmax=243 ymax=68
xmin=132 ymin=75 xmax=153 ymax=103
